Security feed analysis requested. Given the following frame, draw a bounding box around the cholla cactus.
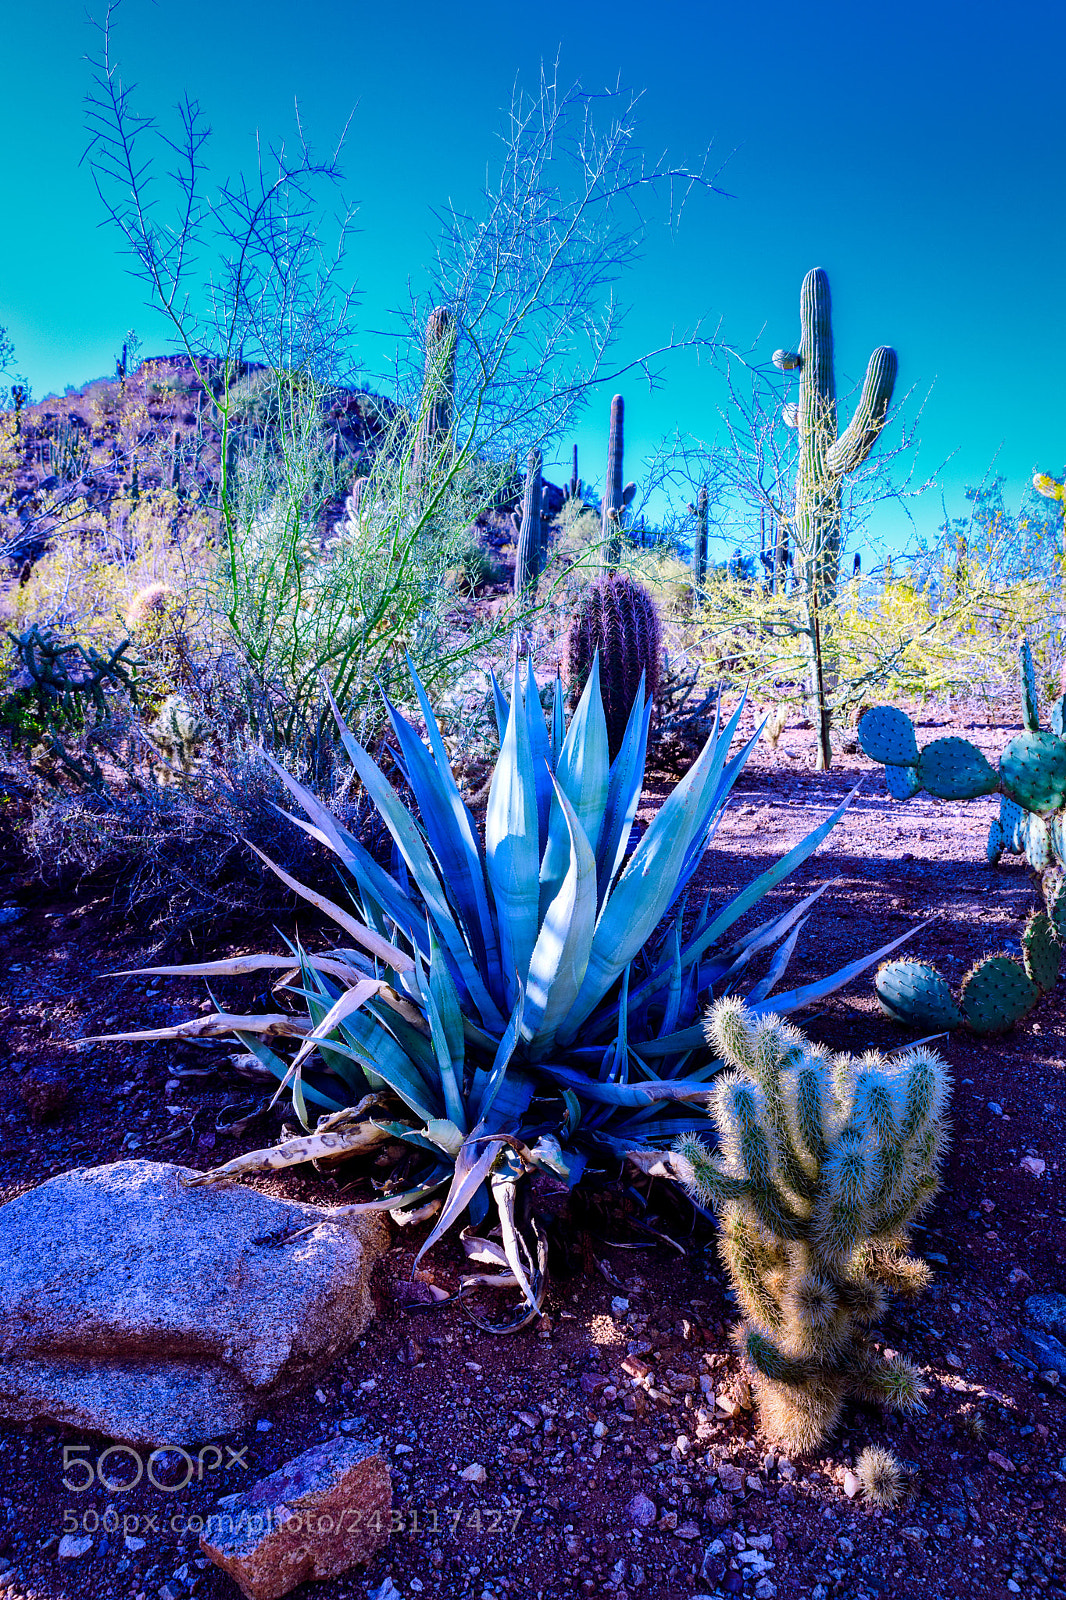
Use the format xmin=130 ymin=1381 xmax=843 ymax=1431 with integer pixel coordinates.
xmin=151 ymin=694 xmax=209 ymax=779
xmin=856 ymin=1444 xmax=904 ymax=1507
xmin=674 ymin=999 xmax=949 ymax=1452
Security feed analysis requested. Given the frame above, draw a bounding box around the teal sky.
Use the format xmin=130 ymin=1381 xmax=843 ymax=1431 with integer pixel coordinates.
xmin=3 ymin=0 xmax=1063 ymax=558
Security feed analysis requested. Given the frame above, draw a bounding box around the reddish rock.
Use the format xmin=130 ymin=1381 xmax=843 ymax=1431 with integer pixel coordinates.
xmin=200 ymin=1435 xmax=392 ymax=1599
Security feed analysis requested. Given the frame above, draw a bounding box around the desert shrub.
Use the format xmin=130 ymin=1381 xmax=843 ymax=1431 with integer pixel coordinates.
xmin=20 ymin=724 xmax=371 ymax=946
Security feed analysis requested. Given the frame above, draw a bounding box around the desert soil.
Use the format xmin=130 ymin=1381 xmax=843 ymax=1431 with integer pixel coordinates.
xmin=0 ymin=698 xmax=1063 ymax=1600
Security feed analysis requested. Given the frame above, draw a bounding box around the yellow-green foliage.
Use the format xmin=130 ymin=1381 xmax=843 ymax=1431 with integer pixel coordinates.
xmin=681 ymin=560 xmax=1065 ymax=717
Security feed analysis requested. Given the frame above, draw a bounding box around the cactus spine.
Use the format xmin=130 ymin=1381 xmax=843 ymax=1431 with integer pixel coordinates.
xmin=410 ymin=306 xmax=457 ymax=498
xmin=567 ymin=573 xmax=661 ymax=759
xmin=674 ymin=1000 xmax=948 ymax=1452
xmin=776 ymin=269 xmax=898 ymax=600
xmin=601 ymin=394 xmax=637 ymax=565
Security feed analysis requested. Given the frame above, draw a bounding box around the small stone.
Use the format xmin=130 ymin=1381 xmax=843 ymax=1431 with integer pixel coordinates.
xmin=621 ymin=1355 xmax=652 ymax=1382
xmin=987 ymin=1450 xmax=1015 ymax=1472
xmin=1009 ymin=1267 xmax=1032 ymax=1289
xmin=1020 ymin=1156 xmax=1046 ymax=1178
xmin=58 ymin=1535 xmax=93 ymax=1558
xmin=754 ymin=1582 xmax=777 ymax=1600
xmin=676 ymin=1520 xmax=700 ymax=1541
xmin=611 ymin=1296 xmax=630 ymax=1316
xmin=716 ymin=1393 xmax=739 ymax=1417
xmin=843 ymin=1470 xmax=861 ymax=1499
xmin=627 ymin=1492 xmax=657 ymax=1527
xmin=0 ymin=906 xmax=25 ymax=926
xmin=125 ymin=1536 xmax=147 ymax=1551
xmin=368 ymin=1582 xmax=402 ymax=1600
xmin=460 ymin=1463 xmax=487 ymax=1483
xmin=199 ymin=1435 xmax=391 ymax=1599
xmin=717 ymin=1462 xmax=745 ymax=1494
xmin=988 ymin=1102 xmax=1003 ymax=1116
xmin=256 ymin=1420 xmax=273 ymax=1433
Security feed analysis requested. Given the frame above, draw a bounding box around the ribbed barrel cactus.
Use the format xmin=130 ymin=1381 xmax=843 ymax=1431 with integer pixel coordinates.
xmin=859 ymin=639 xmax=1066 ymax=1030
xmin=674 ymin=999 xmax=949 ymax=1451
xmin=774 ymin=269 xmax=897 ymax=599
xmin=567 ymin=573 xmax=662 ymax=759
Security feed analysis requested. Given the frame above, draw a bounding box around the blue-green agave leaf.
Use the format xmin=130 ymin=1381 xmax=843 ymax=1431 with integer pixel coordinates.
xmin=485 ymin=665 xmax=542 ymax=1008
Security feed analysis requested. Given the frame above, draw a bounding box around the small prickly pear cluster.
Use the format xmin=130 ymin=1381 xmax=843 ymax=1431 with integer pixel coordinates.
xmin=566 ymin=573 xmax=661 ymax=759
xmin=674 ymin=999 xmax=948 ymax=1453
xmin=860 ymin=640 xmax=1066 ymax=1029
xmin=876 ymin=907 xmax=1060 ymax=1034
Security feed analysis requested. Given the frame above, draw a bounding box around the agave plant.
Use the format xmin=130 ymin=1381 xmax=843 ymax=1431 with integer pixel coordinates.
xmin=99 ymin=656 xmax=913 ymax=1325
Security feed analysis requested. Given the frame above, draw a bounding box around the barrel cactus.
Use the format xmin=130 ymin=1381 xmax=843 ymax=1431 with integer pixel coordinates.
xmin=674 ymin=999 xmax=948 ymax=1451
xmin=567 ymin=573 xmax=661 ymax=759
xmin=774 ymin=269 xmax=897 ymax=598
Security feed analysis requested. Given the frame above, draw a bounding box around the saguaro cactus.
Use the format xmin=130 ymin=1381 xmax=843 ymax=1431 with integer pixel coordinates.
xmin=601 ymin=394 xmax=637 ymax=565
xmin=410 ymin=306 xmax=457 ymax=499
xmin=674 ymin=999 xmax=948 ymax=1452
xmin=567 ymin=573 xmax=661 ymax=758
xmin=513 ymin=448 xmax=544 ymax=601
xmin=689 ymin=484 xmax=709 ymax=601
xmin=774 ymin=269 xmax=897 ymax=599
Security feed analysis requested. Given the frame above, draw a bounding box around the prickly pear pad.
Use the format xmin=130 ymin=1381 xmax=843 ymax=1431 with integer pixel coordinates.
xmin=1020 ymin=639 xmax=1041 ymax=734
xmin=1021 ymin=912 xmax=1061 ymax=994
xmin=917 ymin=738 xmax=998 ymax=801
xmin=884 ymin=764 xmax=921 ymax=801
xmin=857 ymin=706 xmax=920 ymax=767
xmin=960 ymin=955 xmax=1039 ymax=1034
xmin=875 ymin=960 xmax=963 ymax=1030
xmin=1000 ymin=731 xmax=1066 ymax=815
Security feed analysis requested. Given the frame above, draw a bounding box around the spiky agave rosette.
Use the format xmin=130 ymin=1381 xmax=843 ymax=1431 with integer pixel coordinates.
xmin=94 ymin=658 xmax=917 ymax=1328
xmin=672 ymin=998 xmax=950 ymax=1451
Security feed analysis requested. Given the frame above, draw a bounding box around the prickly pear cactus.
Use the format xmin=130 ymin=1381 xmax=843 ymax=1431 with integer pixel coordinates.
xmin=960 ymin=954 xmax=1040 ymax=1035
xmin=860 ymin=638 xmax=1066 ymax=1031
xmin=875 ymin=961 xmax=963 ymax=1030
xmin=1020 ymin=640 xmax=1041 ymax=734
xmin=915 ymin=737 xmax=998 ymax=800
xmin=857 ymin=706 xmax=919 ymax=766
xmin=1000 ymin=731 xmax=1066 ymax=814
xmin=1022 ymin=912 xmax=1061 ymax=993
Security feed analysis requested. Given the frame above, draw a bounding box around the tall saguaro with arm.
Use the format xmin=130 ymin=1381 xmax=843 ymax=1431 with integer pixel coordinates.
xmin=774 ymin=268 xmax=897 ymax=599
xmin=774 ymin=268 xmax=897 ymax=768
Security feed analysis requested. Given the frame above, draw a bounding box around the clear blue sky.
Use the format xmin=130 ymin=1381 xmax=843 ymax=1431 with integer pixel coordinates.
xmin=3 ymin=0 xmax=1063 ymax=557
